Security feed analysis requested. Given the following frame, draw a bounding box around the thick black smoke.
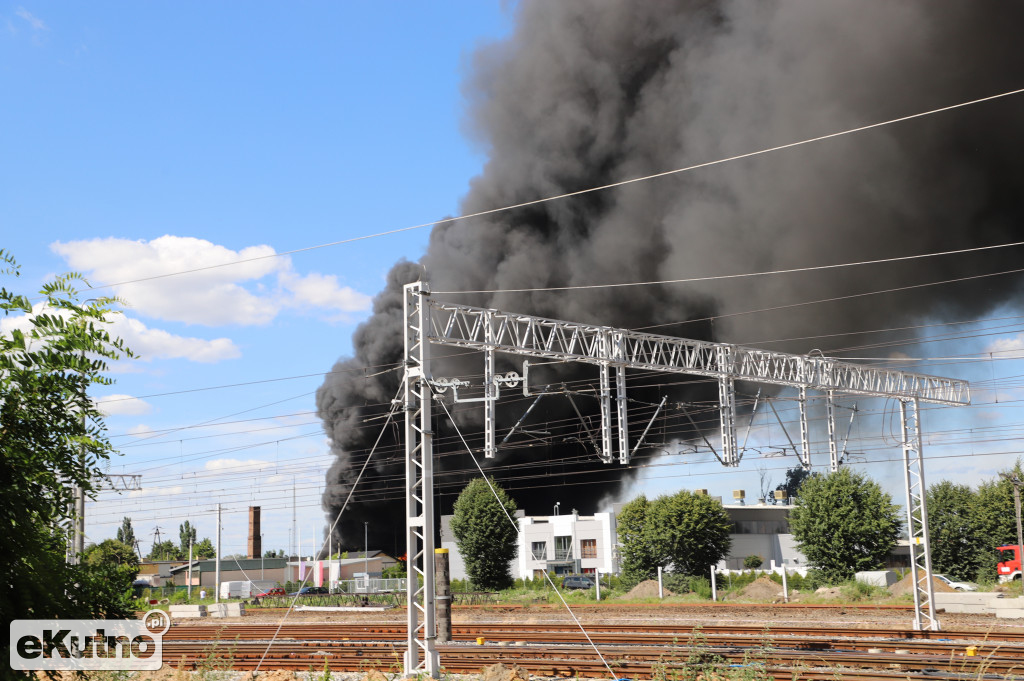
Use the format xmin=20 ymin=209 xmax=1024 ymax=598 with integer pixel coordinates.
xmin=319 ymin=0 xmax=1024 ymax=550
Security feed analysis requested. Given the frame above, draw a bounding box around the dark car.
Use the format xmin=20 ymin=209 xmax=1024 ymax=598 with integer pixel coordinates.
xmin=289 ymin=586 xmax=329 ymax=596
xmin=561 ymin=575 xmax=594 ymax=590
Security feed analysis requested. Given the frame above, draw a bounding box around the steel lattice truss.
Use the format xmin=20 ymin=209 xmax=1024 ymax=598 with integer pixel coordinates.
xmin=401 ymin=282 xmax=964 ymax=673
xmin=427 ymin=299 xmax=969 ymax=404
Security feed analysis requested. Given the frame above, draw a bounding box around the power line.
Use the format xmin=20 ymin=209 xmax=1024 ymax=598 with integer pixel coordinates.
xmin=74 ymin=85 xmax=1024 ymax=295
xmin=435 ymin=241 xmax=1024 ymax=295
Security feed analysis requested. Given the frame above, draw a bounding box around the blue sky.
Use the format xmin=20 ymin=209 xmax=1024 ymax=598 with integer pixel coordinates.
xmin=2 ymin=2 xmax=514 ymax=558
xmin=3 ymin=2 xmax=1022 ymax=561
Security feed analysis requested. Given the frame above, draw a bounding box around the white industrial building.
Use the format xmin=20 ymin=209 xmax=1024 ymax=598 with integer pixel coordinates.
xmin=440 ymin=510 xmax=618 ymax=580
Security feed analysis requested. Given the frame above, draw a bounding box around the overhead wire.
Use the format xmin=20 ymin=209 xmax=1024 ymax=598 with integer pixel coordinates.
xmin=70 ymin=84 xmax=1024 ymax=296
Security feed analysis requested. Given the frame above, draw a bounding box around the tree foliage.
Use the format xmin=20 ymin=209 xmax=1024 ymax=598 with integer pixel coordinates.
xmin=179 ymin=520 xmax=198 ymax=554
xmin=926 ymin=480 xmax=981 ymax=581
xmin=788 ymin=468 xmax=900 ymax=581
xmin=116 ymin=516 xmax=137 ymax=551
xmin=777 ymin=467 xmax=816 ymax=501
xmin=970 ymin=459 xmax=1024 ymax=577
xmin=83 ymin=539 xmax=140 ymax=570
xmin=617 ymin=490 xmax=732 ymax=585
xmin=449 ymin=477 xmax=518 ymax=590
xmin=148 ymin=540 xmax=183 ymax=561
xmin=617 ymin=494 xmax=659 ymax=585
xmin=193 ymin=537 xmax=216 ymax=558
xmin=0 ymin=250 xmax=134 ymax=630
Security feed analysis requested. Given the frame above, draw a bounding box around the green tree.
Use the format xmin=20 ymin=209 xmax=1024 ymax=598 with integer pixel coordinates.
xmin=78 ymin=539 xmax=140 ymax=621
xmin=617 ymin=494 xmax=659 ymax=586
xmin=0 ymin=251 xmax=134 ymax=635
xmin=116 ymin=516 xmax=137 ymax=551
xmin=148 ymin=540 xmax=182 ymax=561
xmin=926 ymin=480 xmax=980 ymax=581
xmin=83 ymin=539 xmax=141 ymax=569
xmin=646 ymin=490 xmax=732 ymax=576
xmin=179 ymin=520 xmax=197 ymax=554
xmin=449 ymin=477 xmax=518 ymax=590
xmin=788 ymin=467 xmax=900 ymax=581
xmin=617 ymin=490 xmax=732 ymax=585
xmin=971 ymin=460 xmax=1024 ymax=578
xmin=776 ymin=467 xmax=816 ymax=501
xmin=193 ymin=537 xmax=216 ymax=558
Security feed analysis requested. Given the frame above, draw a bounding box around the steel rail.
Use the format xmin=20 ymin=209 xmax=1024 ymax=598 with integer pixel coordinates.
xmin=165 ymin=622 xmax=1024 ymax=644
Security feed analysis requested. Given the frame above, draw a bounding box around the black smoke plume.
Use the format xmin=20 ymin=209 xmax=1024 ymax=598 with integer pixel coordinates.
xmin=318 ymin=0 xmax=1024 ymax=550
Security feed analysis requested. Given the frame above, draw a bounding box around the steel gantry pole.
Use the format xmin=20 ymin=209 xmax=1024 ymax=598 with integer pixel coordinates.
xmin=403 ymin=282 xmax=439 ymax=677
xmin=826 ymin=390 xmax=839 ymax=472
xmin=900 ymin=397 xmax=939 ymax=631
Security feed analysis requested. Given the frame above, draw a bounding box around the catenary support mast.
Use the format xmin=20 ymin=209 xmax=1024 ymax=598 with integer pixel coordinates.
xmin=400 ymin=281 xmax=969 ymax=674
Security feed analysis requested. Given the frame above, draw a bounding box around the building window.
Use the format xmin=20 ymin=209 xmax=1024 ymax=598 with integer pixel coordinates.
xmin=531 ymin=541 xmax=547 ymax=560
xmin=554 ymin=535 xmax=573 ymax=560
xmin=580 ymin=539 xmax=597 ymax=559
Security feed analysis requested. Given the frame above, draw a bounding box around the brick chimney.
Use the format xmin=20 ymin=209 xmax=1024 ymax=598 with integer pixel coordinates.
xmin=248 ymin=506 xmax=261 ymax=559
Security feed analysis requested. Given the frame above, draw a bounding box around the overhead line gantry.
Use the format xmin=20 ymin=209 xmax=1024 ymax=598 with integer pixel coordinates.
xmin=400 ymin=281 xmax=970 ymax=676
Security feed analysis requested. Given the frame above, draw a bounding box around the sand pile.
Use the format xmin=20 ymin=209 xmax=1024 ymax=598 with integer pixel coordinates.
xmin=623 ymin=579 xmax=674 ymax=598
xmin=889 ymin=573 xmax=956 ymax=597
xmin=738 ymin=576 xmax=783 ymax=601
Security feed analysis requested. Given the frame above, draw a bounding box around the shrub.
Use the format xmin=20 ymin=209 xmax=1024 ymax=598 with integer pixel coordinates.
xmin=688 ymin=576 xmax=713 ymax=599
xmin=743 ymin=555 xmax=764 ymax=569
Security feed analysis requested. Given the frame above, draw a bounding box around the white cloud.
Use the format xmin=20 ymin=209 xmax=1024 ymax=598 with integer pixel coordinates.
xmin=0 ymin=303 xmax=240 ymax=364
xmin=984 ymin=335 xmax=1024 ymax=360
xmin=127 ymin=424 xmax=155 ymax=436
xmin=279 ymin=271 xmax=372 ymax=318
xmin=15 ymin=7 xmax=46 ymax=31
xmin=51 ymin=235 xmax=372 ymax=327
xmin=109 ymin=315 xmax=240 ymax=363
xmin=94 ymin=394 xmax=153 ymax=416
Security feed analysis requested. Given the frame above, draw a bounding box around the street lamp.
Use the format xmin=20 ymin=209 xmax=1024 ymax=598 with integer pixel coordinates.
xmin=553 ymin=502 xmax=560 ymax=516
xmin=364 ymin=522 xmax=369 ymax=591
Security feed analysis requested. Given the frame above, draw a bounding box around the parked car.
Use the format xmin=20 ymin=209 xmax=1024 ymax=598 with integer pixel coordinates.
xmin=254 ymin=587 xmax=286 ymax=598
xmin=934 ymin=574 xmax=977 ymax=592
xmin=561 ymin=575 xmax=594 ymax=590
xmin=289 ymin=586 xmax=329 ymax=596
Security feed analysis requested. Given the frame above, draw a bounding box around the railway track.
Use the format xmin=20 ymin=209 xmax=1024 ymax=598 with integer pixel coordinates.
xmin=161 ymin=622 xmax=1024 ymax=679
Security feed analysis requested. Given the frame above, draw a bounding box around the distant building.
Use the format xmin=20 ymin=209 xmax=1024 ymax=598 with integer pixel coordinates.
xmin=285 ymin=551 xmax=399 ymax=588
xmin=169 ymin=557 xmax=289 ymax=587
xmin=440 ymin=510 xmax=618 ymax=580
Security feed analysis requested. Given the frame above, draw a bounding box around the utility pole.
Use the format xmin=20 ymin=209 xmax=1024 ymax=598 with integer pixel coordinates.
xmin=1001 ymin=473 xmax=1024 ymax=574
xmin=364 ymin=521 xmax=369 ymax=589
xmin=292 ymin=477 xmax=297 ymax=558
xmin=187 ymin=537 xmax=193 ymax=600
xmin=215 ymin=503 xmax=221 ymax=604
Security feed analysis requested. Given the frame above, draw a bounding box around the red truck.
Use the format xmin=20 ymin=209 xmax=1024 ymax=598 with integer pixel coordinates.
xmin=997 ymin=545 xmax=1022 ymax=582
